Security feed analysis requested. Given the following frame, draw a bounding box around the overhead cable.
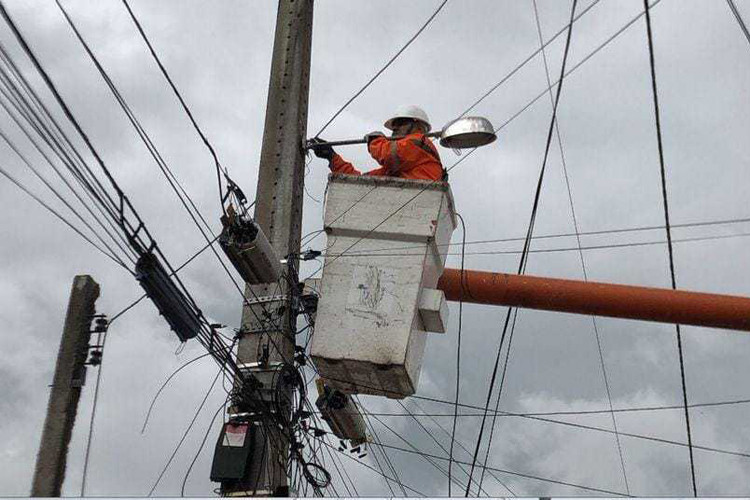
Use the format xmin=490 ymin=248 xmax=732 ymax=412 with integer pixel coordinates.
xmin=314 ymin=0 xmax=450 ymax=137
xmin=0 ymin=161 xmax=126 ymax=269
xmin=302 ymin=0 xmax=664 ymax=256
xmin=120 ymin=0 xmax=231 ymax=208
xmin=642 ymin=1 xmax=697 ymax=494
xmin=448 ymin=213 xmax=467 ymax=495
xmin=524 ymin=0 xmax=630 ymax=487
xmin=464 ymin=2 xmax=579 ymax=495
xmin=725 ymin=0 xmax=750 ymax=47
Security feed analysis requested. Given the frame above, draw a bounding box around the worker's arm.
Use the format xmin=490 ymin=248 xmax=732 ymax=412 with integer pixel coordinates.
xmin=330 ymin=154 xmax=363 ymax=175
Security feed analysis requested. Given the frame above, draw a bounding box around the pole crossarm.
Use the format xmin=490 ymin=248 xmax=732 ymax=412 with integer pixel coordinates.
xmin=438 ymin=268 xmax=750 ymax=332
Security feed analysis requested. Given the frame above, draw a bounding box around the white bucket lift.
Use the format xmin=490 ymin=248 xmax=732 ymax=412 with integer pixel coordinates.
xmin=310 ymin=174 xmax=456 ymax=398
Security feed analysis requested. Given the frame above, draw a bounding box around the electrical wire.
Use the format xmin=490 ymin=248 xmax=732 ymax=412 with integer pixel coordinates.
xmin=726 ymin=0 xmax=750 ymax=47
xmin=322 ymin=230 xmax=750 ymax=258
xmin=372 ymin=439 xmax=629 ymax=496
xmin=180 ymin=402 xmax=226 ymax=496
xmin=80 ymin=330 xmax=108 ymax=496
xmin=120 ymin=0 xmax=231 ymax=210
xmin=465 ymin=2 xmax=579 ymax=494
xmin=515 ymin=1 xmax=629 ymax=495
xmin=148 ymin=366 xmax=224 ymax=496
xmin=642 ymin=1 xmax=697 ymax=494
xmin=300 ymin=0 xmax=660 ymax=257
xmin=0 ymin=160 xmax=127 ymax=270
xmin=443 ymin=0 xmax=665 ymax=178
xmin=409 ymin=398 xmax=515 ymax=496
xmin=141 ymin=351 xmax=217 ymax=434
xmin=314 ymin=0 xmax=451 ymax=137
xmin=448 ymin=212 xmax=466 ymax=495
xmin=327 ymin=214 xmax=750 ymax=255
xmin=109 ymin=234 xmax=221 ymax=325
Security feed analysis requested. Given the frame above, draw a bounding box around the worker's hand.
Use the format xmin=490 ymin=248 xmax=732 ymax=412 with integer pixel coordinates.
xmin=309 ymin=138 xmax=335 ymax=161
xmin=364 ymin=131 xmax=385 ymax=144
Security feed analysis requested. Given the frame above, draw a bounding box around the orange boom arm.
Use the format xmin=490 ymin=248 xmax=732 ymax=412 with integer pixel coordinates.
xmin=437 ymin=268 xmax=750 ymax=332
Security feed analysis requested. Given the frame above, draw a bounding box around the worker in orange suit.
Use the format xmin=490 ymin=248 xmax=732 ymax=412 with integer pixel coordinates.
xmin=311 ymin=105 xmax=446 ymax=182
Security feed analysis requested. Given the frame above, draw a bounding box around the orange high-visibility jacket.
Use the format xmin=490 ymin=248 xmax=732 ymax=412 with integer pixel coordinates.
xmin=330 ymin=133 xmax=444 ymax=181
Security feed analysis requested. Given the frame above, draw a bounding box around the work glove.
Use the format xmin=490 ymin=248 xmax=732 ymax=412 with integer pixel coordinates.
xmin=364 ymin=131 xmax=385 ymax=144
xmin=309 ymin=138 xmax=336 ymax=161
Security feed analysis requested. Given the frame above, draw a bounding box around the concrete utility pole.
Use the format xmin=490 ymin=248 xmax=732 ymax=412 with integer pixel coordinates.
xmin=222 ymin=0 xmax=313 ymax=496
xmin=31 ymin=275 xmax=100 ymax=497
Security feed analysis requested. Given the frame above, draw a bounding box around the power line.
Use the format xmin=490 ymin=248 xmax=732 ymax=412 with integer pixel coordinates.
xmin=322 ymin=231 xmax=750 ymax=258
xmin=444 ymin=0 xmax=665 ymax=178
xmin=314 ymin=0 xmax=451 ymax=137
xmin=642 ymin=1 xmax=697 ymax=494
xmin=459 ymin=0 xmax=603 ymax=117
xmin=180 ymin=403 xmax=226 ymax=496
xmin=372 ymin=440 xmax=629 ymax=496
xmin=725 ymin=0 xmax=750 ymax=47
xmin=109 ymin=234 xmax=220 ymax=325
xmin=0 ymin=161 xmax=127 ymax=269
xmin=302 ymin=0 xmax=665 ymax=257
xmin=315 ymin=438 xmax=427 ymax=496
xmin=120 ymin=0 xmax=231 ymax=210
xmin=448 ymin=213 xmax=467 ymax=495
xmin=465 ymin=2 xmax=579 ymax=494
xmin=148 ymin=366 xmax=224 ymax=496
xmin=80 ymin=330 xmax=108 ymax=496
xmin=329 ymin=214 xmax=750 ymax=255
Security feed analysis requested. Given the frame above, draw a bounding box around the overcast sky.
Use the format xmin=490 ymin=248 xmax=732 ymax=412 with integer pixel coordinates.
xmin=1 ymin=0 xmax=750 ymax=496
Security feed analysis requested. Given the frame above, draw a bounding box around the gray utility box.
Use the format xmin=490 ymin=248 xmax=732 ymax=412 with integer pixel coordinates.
xmin=310 ymin=174 xmax=456 ymax=398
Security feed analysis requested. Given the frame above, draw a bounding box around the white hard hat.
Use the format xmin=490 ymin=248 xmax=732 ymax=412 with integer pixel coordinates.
xmin=384 ymin=105 xmax=431 ymax=132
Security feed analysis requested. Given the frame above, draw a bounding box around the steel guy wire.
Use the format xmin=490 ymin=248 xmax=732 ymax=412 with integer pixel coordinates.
xmin=725 ymin=0 xmax=750 ymax=47
xmin=642 ymin=1 xmax=697 ymax=494
xmin=314 ymin=0 xmax=451 ymax=137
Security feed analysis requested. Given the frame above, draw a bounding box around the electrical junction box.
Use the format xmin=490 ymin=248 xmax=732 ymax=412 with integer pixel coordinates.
xmin=310 ymin=174 xmax=456 ymax=398
xmin=210 ymin=421 xmax=255 ymax=482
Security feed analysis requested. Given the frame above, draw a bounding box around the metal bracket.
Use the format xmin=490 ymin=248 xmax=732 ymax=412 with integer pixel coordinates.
xmin=244 ymin=295 xmax=288 ymax=306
